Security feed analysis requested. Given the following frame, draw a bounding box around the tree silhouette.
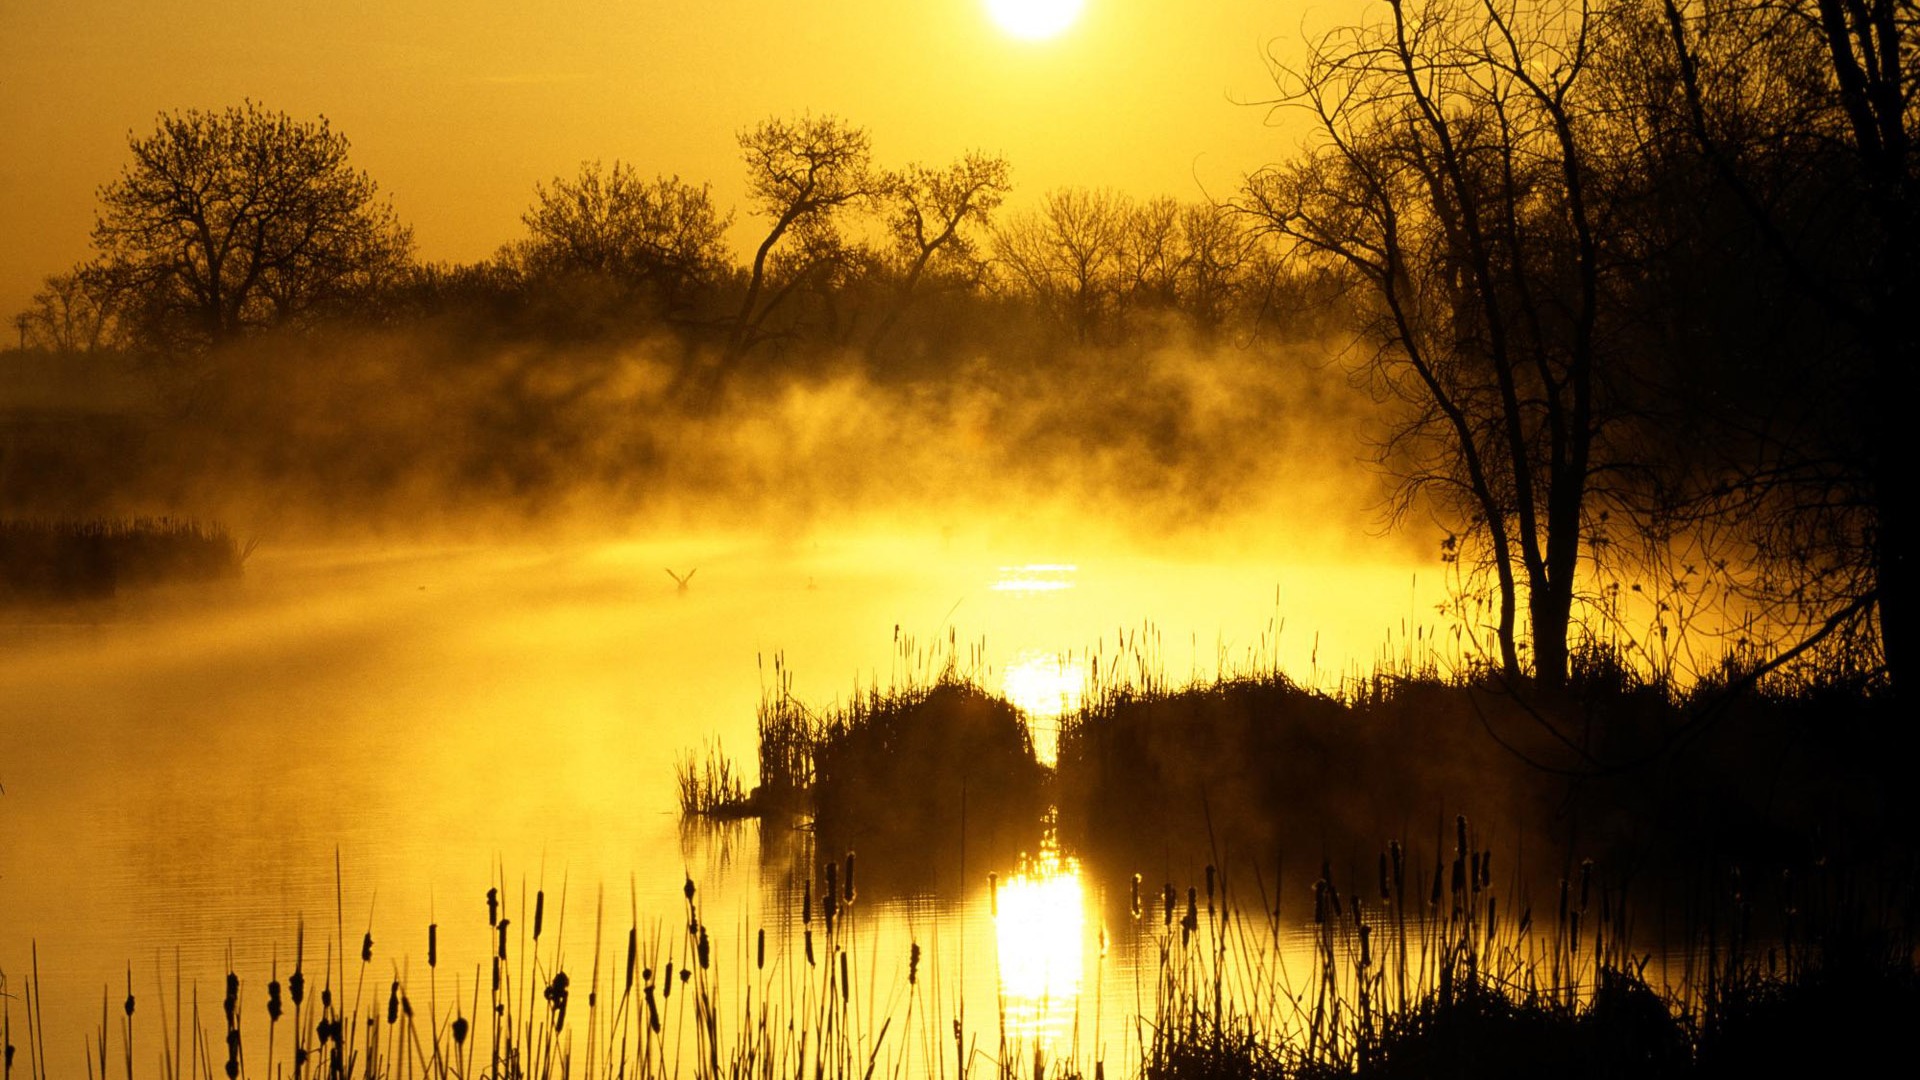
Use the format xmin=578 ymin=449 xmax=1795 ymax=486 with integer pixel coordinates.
xmin=1245 ymin=0 xmax=1624 ymax=691
xmin=1657 ymin=0 xmax=1913 ymax=692
xmin=993 ymin=187 xmax=1129 ymax=343
xmin=519 ymin=162 xmax=731 ymax=320
xmin=868 ymin=151 xmax=1012 ymax=354
xmin=721 ymin=115 xmax=876 ymax=373
xmin=91 ymin=102 xmax=411 ymax=353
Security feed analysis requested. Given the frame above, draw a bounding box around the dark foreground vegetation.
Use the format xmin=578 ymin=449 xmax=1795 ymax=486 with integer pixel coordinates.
xmin=2 ymin=818 xmax=1911 ymax=1080
xmin=655 ymin=629 xmax=1919 ymax=1075
xmin=0 ymin=517 xmax=243 ymax=604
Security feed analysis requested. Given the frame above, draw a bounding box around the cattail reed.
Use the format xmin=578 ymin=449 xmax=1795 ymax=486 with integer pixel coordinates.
xmin=386 ymin=982 xmax=399 ymax=1025
xmin=908 ymin=943 xmax=921 ymax=986
xmin=1130 ymin=873 xmax=1142 ymax=919
xmin=823 ymin=862 xmax=839 ymax=932
xmin=487 ymin=888 xmax=499 ymax=927
xmin=534 ymin=891 xmax=545 ymax=941
xmin=361 ymin=933 xmax=373 ymax=965
xmin=756 ymin=928 xmax=765 ymax=971
xmin=843 ymin=851 xmax=856 ymax=904
xmin=498 ymin=919 xmax=510 ymax=960
xmin=427 ymin=924 xmax=438 ymax=969
xmin=626 ymin=928 xmax=638 ymax=992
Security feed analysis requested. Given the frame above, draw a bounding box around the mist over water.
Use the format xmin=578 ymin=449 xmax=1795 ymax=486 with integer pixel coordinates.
xmin=0 ymin=510 xmax=1430 ymax=1067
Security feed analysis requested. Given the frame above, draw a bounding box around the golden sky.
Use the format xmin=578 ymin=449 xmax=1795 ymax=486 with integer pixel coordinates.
xmin=1 ymin=1 xmax=1353 ymax=321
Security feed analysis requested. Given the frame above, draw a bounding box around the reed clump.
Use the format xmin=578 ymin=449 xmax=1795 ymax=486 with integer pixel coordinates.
xmin=0 ymin=517 xmax=246 ymax=603
xmin=674 ymin=741 xmax=754 ymax=819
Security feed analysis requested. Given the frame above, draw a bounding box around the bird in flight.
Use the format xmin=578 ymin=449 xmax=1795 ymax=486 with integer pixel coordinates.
xmin=666 ymin=568 xmax=697 ymax=595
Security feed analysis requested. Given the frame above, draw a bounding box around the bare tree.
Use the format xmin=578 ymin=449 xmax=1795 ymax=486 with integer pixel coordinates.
xmin=993 ymin=187 xmax=1129 ymax=343
xmin=722 ymin=115 xmax=876 ymax=369
xmin=868 ymin=151 xmax=1012 ymax=353
xmin=18 ymin=267 xmax=121 ymax=352
xmin=91 ymin=101 xmax=411 ymax=353
xmin=1657 ymin=0 xmax=1914 ymax=692
xmin=1245 ymin=0 xmax=1620 ymax=691
xmin=519 ymin=162 xmax=730 ymax=317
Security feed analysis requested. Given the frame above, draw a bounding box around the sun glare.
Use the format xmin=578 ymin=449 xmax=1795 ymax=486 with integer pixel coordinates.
xmin=984 ymin=0 xmax=1085 ymax=41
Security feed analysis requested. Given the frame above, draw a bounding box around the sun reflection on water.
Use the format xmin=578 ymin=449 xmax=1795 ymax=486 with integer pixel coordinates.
xmin=1001 ymin=650 xmax=1084 ymax=766
xmin=993 ymin=836 xmax=1086 ymax=1054
xmin=991 ymin=563 xmax=1079 ymax=593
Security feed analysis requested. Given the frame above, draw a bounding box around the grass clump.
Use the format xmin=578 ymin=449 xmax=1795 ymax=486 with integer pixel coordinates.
xmin=675 ymin=741 xmax=755 ymax=819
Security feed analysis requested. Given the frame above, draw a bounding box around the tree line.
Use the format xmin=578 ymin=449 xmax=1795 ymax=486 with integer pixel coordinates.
xmin=9 ymin=0 xmax=1909 ymax=700
xmin=14 ymin=107 xmax=1328 ymax=380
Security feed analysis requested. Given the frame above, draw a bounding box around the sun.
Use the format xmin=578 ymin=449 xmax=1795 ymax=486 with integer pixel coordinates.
xmin=984 ymin=0 xmax=1086 ymax=41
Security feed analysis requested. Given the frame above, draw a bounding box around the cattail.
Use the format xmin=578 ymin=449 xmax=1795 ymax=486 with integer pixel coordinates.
xmin=844 ymin=852 xmax=857 ymax=904
xmin=805 ymin=929 xmax=815 ymax=966
xmin=1205 ymin=864 xmax=1216 ymax=910
xmin=289 ymin=967 xmax=305 ymax=1008
xmin=487 ymin=888 xmax=499 ymax=927
xmin=908 ymin=943 xmax=921 ymax=986
xmin=428 ymin=924 xmax=438 ymax=969
xmin=402 ymin=994 xmax=412 ymax=1020
xmin=361 ymin=933 xmax=373 ymax=964
xmin=1182 ymin=887 xmax=1198 ymax=943
xmin=802 ymin=879 xmax=813 ymax=926
xmin=824 ymin=862 xmax=839 ymax=931
xmin=1358 ymin=922 xmax=1373 ymax=968
xmin=267 ymin=979 xmax=282 ymax=1023
xmin=1162 ymin=883 xmax=1175 ymax=927
xmin=224 ymin=972 xmax=239 ymax=1026
xmin=990 ymin=872 xmax=1000 ymax=918
xmin=387 ymin=981 xmax=400 ymax=1025
xmin=534 ymin=891 xmax=545 ymax=941
xmin=684 ymin=875 xmax=696 ymax=904
xmin=838 ymin=949 xmax=849 ymax=1005
xmin=492 ymin=956 xmax=501 ymax=992
xmin=452 ymin=1017 xmax=468 ymax=1046
xmin=756 ymin=928 xmax=766 ymax=971
xmin=698 ymin=926 xmax=710 ymax=970
xmin=1313 ymin=880 xmax=1327 ymax=925
xmin=1480 ymin=850 xmax=1492 ymax=890
xmin=663 ymin=962 xmax=674 ymax=999
xmin=627 ymin=928 xmax=639 ymax=993
xmin=498 ymin=919 xmax=511 ymax=960
xmin=1130 ymin=874 xmax=1142 ymax=920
